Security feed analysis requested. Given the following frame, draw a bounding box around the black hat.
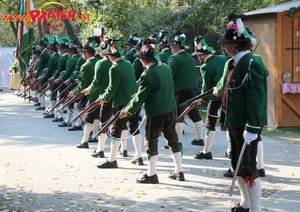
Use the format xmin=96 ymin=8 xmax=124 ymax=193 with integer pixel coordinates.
xmin=33 ymin=50 xmax=41 ymax=55
xmin=134 ymin=38 xmax=160 ymax=63
xmin=171 ymin=31 xmax=186 ymax=47
xmin=47 ymin=41 xmax=59 ymax=50
xmin=38 ymin=38 xmax=49 ymax=46
xmin=217 ymin=14 xmax=256 ymax=44
xmin=133 ymin=38 xmax=144 ymax=49
xmin=125 ymin=34 xmax=139 ymax=46
xmin=59 ymin=43 xmax=69 ymax=50
xmin=192 ymin=36 xmax=215 ymax=56
xmin=80 ymin=36 xmax=100 ymax=52
xmin=157 ymin=30 xmax=170 ymax=47
xmin=101 ymin=37 xmax=124 ymax=57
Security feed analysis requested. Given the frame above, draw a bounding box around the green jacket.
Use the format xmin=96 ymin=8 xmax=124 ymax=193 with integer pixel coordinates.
xmin=133 ymin=57 xmax=144 ymax=81
xmin=59 ymin=54 xmax=81 ymax=82
xmin=200 ymin=55 xmax=228 ymax=103
xmin=73 ymin=57 xmax=99 ymax=101
xmin=53 ymin=53 xmax=68 ymax=79
xmin=125 ymin=49 xmax=136 ymax=63
xmin=43 ymin=52 xmax=61 ymax=79
xmin=214 ymin=53 xmax=268 ymax=134
xmin=88 ymin=57 xmax=112 ymax=95
xmin=100 ymin=59 xmax=137 ymax=108
xmin=124 ymin=63 xmax=176 ymax=117
xmin=167 ymin=50 xmax=198 ymax=92
xmin=69 ymin=56 xmax=85 ymax=83
xmin=158 ymin=49 xmax=172 ymax=64
xmin=35 ymin=49 xmax=50 ymax=77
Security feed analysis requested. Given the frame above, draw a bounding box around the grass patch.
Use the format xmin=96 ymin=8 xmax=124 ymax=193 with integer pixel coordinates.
xmin=262 ymin=128 xmax=300 ymax=145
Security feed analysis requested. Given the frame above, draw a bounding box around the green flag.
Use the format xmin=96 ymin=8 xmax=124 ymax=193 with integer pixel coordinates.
xmin=16 ymin=0 xmax=35 ymax=72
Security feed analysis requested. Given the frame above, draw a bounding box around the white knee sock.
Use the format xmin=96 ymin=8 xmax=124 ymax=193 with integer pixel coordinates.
xmin=245 ymin=178 xmax=261 ymax=212
xmin=96 ymin=133 xmax=108 ymax=153
xmin=92 ymin=119 xmax=100 ymax=137
xmin=75 ymin=118 xmax=82 ymax=127
xmin=65 ymin=108 xmax=72 ymax=123
xmin=237 ymin=176 xmax=250 ymax=209
xmin=171 ymin=152 xmax=182 ymax=173
xmin=49 ymin=100 xmax=56 ymax=115
xmin=203 ymin=130 xmax=215 ymax=154
xmin=108 ymin=138 xmax=121 ymax=162
xmin=147 ymin=155 xmax=158 ymax=176
xmin=132 ymin=134 xmax=142 ymax=158
xmin=40 ymin=95 xmax=45 ymax=107
xmin=226 ymin=130 xmax=231 ymax=153
xmin=175 ymin=123 xmax=185 ymax=143
xmin=257 ymin=141 xmax=264 ymax=170
xmin=81 ymin=123 xmax=93 ymax=143
xmin=120 ymin=130 xmax=128 ymax=151
xmin=194 ymin=120 xmax=204 ymax=140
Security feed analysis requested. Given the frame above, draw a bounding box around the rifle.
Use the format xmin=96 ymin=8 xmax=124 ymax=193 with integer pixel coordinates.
xmin=36 ymin=79 xmax=50 ymax=94
xmin=48 ymin=83 xmax=63 ymax=97
xmin=39 ymin=81 xmax=56 ymax=97
xmin=68 ymin=100 xmax=98 ymax=124
xmin=176 ymin=88 xmax=214 ymax=122
xmin=47 ymin=95 xmax=69 ymax=114
xmin=92 ymin=109 xmax=122 ymax=140
xmin=58 ymin=92 xmax=84 ymax=112
xmin=26 ymin=68 xmax=47 ymax=92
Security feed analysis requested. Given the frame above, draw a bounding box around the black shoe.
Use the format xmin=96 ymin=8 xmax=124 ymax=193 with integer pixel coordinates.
xmin=223 ymin=168 xmax=234 ymax=178
xmin=230 ymin=203 xmax=249 ymax=212
xmin=35 ymin=106 xmax=45 ymax=110
xmin=44 ymin=114 xmax=55 ymax=118
xmin=257 ymin=168 xmax=265 ymax=177
xmin=52 ymin=117 xmax=64 ymax=122
xmin=225 ymin=151 xmax=232 ymax=159
xmin=68 ymin=125 xmax=83 ymax=131
xmin=58 ymin=122 xmax=71 ymax=127
xmin=136 ymin=173 xmax=159 ymax=184
xmin=121 ymin=150 xmax=128 ymax=157
xmin=91 ymin=150 xmax=105 ymax=158
xmin=97 ymin=160 xmax=118 ymax=168
xmin=34 ymin=98 xmax=39 ymax=102
xmin=130 ymin=157 xmax=144 ymax=165
xmin=76 ymin=142 xmax=89 ymax=148
xmin=88 ymin=137 xmax=98 ymax=142
xmin=191 ymin=138 xmax=204 ymax=146
xmin=168 ymin=172 xmax=185 ymax=181
xmin=34 ymin=102 xmax=41 ymax=106
xmin=194 ymin=152 xmax=213 ymax=160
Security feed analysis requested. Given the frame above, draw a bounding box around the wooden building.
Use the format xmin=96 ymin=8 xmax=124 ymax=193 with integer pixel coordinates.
xmin=244 ymin=1 xmax=300 ymax=129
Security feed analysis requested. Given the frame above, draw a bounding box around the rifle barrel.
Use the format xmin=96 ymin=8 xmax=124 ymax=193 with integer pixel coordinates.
xmin=68 ymin=101 xmax=98 ymax=124
xmin=179 ymin=88 xmax=214 ymax=107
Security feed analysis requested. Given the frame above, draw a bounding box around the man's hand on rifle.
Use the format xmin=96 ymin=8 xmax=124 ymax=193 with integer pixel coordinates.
xmin=95 ymin=98 xmax=105 ymax=105
xmin=68 ymin=91 xmax=75 ymax=98
xmin=213 ymin=86 xmax=220 ymax=97
xmin=194 ymin=99 xmax=202 ymax=106
xmin=119 ymin=111 xmax=128 ymax=119
xmin=75 ymin=79 xmax=80 ymax=84
xmin=54 ymin=79 xmax=60 ymax=84
xmin=243 ymin=130 xmax=258 ymax=145
xmin=37 ymin=76 xmax=44 ymax=81
xmin=81 ymin=89 xmax=90 ymax=96
xmin=64 ymin=80 xmax=69 ymax=85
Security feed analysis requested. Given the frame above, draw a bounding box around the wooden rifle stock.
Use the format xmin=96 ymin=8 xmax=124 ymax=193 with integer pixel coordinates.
xmin=26 ymin=78 xmax=39 ymax=91
xmin=39 ymin=81 xmax=56 ymax=97
xmin=176 ymin=88 xmax=214 ymax=122
xmin=58 ymin=92 xmax=84 ymax=111
xmin=68 ymin=101 xmax=98 ymax=124
xmin=92 ymin=110 xmax=121 ymax=140
xmin=36 ymin=79 xmax=50 ymax=94
xmin=48 ymin=83 xmax=63 ymax=97
xmin=59 ymin=81 xmax=76 ymax=98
